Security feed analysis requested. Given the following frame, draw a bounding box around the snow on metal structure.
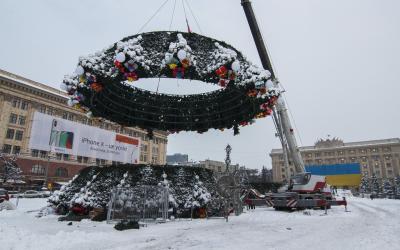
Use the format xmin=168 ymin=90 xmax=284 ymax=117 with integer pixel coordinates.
xmin=241 ymin=0 xmax=348 ymax=210
xmin=107 ymin=186 xmax=169 ymax=224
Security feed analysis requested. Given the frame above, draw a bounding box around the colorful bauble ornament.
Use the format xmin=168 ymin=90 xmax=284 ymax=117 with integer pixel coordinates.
xmin=115 ymin=52 xmax=126 ymax=63
xmin=231 ymin=60 xmax=240 ymax=72
xmin=215 ymin=66 xmax=228 ymax=78
xmin=75 ymin=66 xmax=84 ymax=76
xmin=266 ymin=80 xmax=274 ymax=90
xmin=173 ymin=67 xmax=185 ymax=79
xmin=181 ymin=58 xmax=190 ymax=68
xmin=124 ymin=72 xmax=138 ymax=82
xmin=177 ymin=49 xmax=187 ymax=60
xmin=90 ymin=83 xmax=103 ymax=92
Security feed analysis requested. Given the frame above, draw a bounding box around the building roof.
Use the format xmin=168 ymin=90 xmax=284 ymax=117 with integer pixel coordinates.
xmin=271 ymin=138 xmax=400 ymax=154
xmin=0 ymin=68 xmax=67 ymax=99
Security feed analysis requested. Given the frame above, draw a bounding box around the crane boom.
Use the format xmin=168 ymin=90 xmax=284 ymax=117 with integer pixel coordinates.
xmin=240 ymin=0 xmax=305 ymax=175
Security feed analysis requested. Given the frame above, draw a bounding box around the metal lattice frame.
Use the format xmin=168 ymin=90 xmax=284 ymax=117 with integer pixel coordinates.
xmin=107 ymin=186 xmax=169 ymax=224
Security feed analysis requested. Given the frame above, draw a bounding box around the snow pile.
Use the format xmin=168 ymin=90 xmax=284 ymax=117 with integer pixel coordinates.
xmin=2 ymin=197 xmax=400 ymax=249
xmin=0 ymin=200 xmax=16 ymax=211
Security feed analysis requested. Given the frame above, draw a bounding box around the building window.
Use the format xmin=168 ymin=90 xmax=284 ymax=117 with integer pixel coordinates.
xmin=47 ymin=108 xmax=54 ymax=115
xmin=386 ymin=163 xmax=392 ymax=168
xmin=18 ymin=116 xmax=26 ymax=125
xmin=21 ymin=101 xmax=28 ymax=110
xmin=371 ymin=148 xmax=378 ymax=153
xmin=62 ymin=112 xmax=68 ymax=119
xmin=12 ymin=99 xmax=21 ymax=108
xmin=40 ymin=151 xmax=48 ymax=158
xmin=387 ymin=170 xmax=393 ymax=176
xmin=101 ymin=159 xmax=106 ymax=165
xmin=360 ymin=149 xmax=366 ymax=154
xmin=55 ymin=167 xmax=68 ymax=177
xmin=77 ymin=156 xmax=83 ymax=163
xmin=2 ymin=144 xmax=12 ymax=154
xmin=383 ymin=147 xmax=391 ymax=152
xmin=63 ymin=154 xmax=69 ymax=161
xmin=15 ymin=130 xmax=23 ymax=141
xmin=9 ymin=113 xmax=18 ymax=124
xmin=39 ymin=105 xmax=47 ymax=113
xmin=338 ymin=151 xmax=344 ymax=155
xmin=56 ymin=153 xmax=62 ymax=160
xmin=83 ymin=157 xmax=89 ymax=163
xmin=31 ymin=164 xmax=45 ymax=175
xmin=67 ymin=113 xmax=74 ymax=121
xmin=6 ymin=129 xmax=15 ymax=139
xmin=315 ymin=153 xmax=321 ymax=157
xmin=12 ymin=146 xmax=21 ymax=155
xmin=340 ymin=158 xmax=345 ymax=163
xmin=350 ymin=157 xmax=356 ymax=162
xmin=349 ymin=150 xmax=355 ymax=154
xmin=31 ymin=149 xmax=39 ymax=157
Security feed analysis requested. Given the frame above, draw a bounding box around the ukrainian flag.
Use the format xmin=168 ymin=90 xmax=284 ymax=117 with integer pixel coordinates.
xmin=305 ymin=163 xmax=361 ymax=187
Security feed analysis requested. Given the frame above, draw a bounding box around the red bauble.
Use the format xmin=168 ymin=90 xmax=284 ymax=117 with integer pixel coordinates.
xmin=91 ymin=82 xmax=103 ymax=92
xmin=215 ymin=65 xmax=228 ymax=77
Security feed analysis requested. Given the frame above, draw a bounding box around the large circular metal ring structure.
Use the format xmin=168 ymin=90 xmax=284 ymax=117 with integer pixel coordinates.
xmin=62 ymin=31 xmax=279 ymax=134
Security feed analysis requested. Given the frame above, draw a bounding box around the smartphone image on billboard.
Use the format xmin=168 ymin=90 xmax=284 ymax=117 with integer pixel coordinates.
xmin=49 ymin=119 xmax=74 ymax=149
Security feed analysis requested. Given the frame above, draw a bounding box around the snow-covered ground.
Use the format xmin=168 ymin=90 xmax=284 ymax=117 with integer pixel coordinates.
xmin=1 ymin=197 xmax=399 ymax=250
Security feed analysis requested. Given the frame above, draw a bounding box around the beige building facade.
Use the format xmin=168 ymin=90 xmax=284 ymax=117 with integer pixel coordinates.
xmin=0 ymin=69 xmax=168 ymax=186
xmin=270 ymin=138 xmax=400 ymax=182
xmin=195 ymin=159 xmax=240 ymax=173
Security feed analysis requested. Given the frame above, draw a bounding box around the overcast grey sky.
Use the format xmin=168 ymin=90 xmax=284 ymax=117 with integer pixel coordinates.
xmin=1 ymin=0 xmax=399 ymax=170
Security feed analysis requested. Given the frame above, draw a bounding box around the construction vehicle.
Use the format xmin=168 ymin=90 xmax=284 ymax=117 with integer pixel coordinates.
xmin=240 ymin=0 xmax=347 ymax=210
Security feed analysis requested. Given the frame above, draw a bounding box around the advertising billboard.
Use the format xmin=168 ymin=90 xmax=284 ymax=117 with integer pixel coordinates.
xmin=29 ymin=112 xmax=140 ymax=164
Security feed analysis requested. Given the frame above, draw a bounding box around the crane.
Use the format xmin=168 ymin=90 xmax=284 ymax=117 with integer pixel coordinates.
xmin=240 ymin=0 xmax=347 ymax=210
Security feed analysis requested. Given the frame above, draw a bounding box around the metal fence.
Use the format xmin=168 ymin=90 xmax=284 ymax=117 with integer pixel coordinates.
xmin=107 ymin=185 xmax=169 ymax=223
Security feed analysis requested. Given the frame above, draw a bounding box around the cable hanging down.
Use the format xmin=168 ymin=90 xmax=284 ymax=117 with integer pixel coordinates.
xmin=137 ymin=0 xmax=171 ymax=33
xmin=184 ymin=0 xmax=204 ymax=34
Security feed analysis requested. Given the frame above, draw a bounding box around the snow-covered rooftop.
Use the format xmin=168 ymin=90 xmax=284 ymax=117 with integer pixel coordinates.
xmin=271 ymin=138 xmax=400 ymax=154
xmin=0 ymin=68 xmax=67 ymax=99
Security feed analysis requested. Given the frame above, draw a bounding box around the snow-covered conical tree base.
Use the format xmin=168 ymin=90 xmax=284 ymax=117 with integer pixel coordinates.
xmin=49 ymin=164 xmax=219 ymax=217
